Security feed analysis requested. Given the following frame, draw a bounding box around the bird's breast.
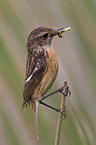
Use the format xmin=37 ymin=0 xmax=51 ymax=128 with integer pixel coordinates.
xmin=47 ymin=47 xmax=59 ymax=78
xmin=35 ymin=47 xmax=59 ymax=98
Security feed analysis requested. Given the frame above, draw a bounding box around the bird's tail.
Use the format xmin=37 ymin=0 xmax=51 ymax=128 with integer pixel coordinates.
xmin=22 ymin=97 xmax=39 ymax=139
xmin=33 ymin=99 xmax=39 ymax=139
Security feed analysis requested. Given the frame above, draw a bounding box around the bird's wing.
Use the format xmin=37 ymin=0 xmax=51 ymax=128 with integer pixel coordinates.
xmin=22 ymin=45 xmax=48 ymax=107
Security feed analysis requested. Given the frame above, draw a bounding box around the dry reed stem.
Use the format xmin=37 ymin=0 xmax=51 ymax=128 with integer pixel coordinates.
xmin=55 ymin=81 xmax=67 ymax=145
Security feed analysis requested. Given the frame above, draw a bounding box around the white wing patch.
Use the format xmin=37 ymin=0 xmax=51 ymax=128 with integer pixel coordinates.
xmin=25 ymin=67 xmax=38 ymax=83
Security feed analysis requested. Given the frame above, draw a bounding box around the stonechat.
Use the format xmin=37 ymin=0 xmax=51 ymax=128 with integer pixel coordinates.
xmin=22 ymin=26 xmax=71 ymax=139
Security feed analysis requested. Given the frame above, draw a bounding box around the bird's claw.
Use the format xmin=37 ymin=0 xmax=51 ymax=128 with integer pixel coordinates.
xmin=62 ymin=110 xmax=66 ymax=119
xmin=59 ymin=86 xmax=71 ymax=97
xmin=58 ymin=106 xmax=66 ymax=119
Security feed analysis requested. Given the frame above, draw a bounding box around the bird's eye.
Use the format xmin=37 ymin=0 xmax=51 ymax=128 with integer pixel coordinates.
xmin=43 ymin=33 xmax=48 ymax=38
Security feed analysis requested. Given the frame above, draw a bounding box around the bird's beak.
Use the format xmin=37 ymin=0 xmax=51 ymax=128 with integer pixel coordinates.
xmin=52 ymin=26 xmax=71 ymax=38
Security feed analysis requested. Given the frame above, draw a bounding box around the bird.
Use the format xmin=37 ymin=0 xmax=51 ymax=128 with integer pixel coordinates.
xmin=22 ymin=26 xmax=71 ymax=139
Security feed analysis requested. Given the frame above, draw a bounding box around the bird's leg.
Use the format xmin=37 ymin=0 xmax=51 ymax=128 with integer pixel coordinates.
xmin=38 ymin=85 xmax=71 ymax=118
xmin=39 ymin=100 xmax=66 ymax=119
xmin=40 ymin=86 xmax=71 ymax=101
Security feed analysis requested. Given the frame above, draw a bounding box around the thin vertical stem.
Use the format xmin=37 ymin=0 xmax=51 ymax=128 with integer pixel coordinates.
xmin=55 ymin=81 xmax=67 ymax=145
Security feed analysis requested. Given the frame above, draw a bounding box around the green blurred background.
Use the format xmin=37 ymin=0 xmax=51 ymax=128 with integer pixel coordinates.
xmin=0 ymin=0 xmax=96 ymax=145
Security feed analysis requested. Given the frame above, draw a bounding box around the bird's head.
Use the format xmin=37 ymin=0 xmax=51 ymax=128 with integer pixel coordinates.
xmin=27 ymin=26 xmax=71 ymax=49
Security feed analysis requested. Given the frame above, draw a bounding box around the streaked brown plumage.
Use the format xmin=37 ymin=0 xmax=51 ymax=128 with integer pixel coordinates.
xmin=22 ymin=26 xmax=68 ymax=139
xmin=22 ymin=27 xmax=59 ymax=107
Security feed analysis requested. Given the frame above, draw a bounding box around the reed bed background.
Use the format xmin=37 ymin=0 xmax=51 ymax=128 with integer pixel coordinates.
xmin=0 ymin=0 xmax=96 ymax=145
